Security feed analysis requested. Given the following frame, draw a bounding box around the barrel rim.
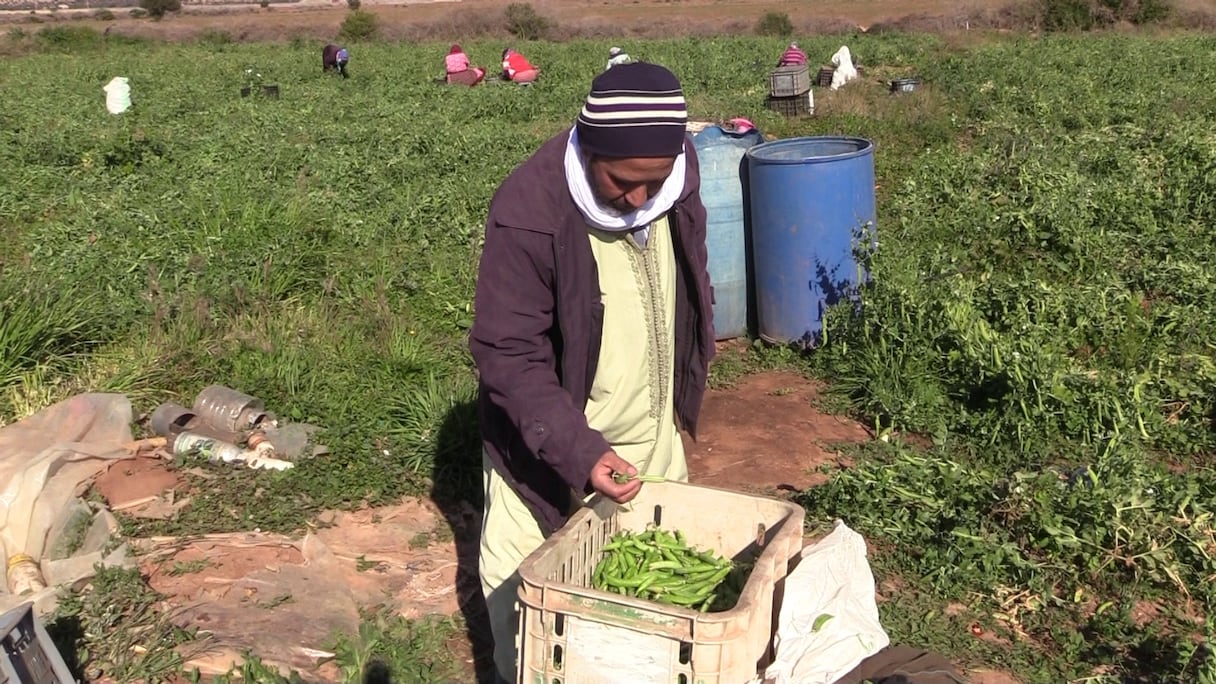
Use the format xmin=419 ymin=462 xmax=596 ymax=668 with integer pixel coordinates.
xmin=692 ymin=125 xmax=764 ymax=145
xmin=746 ymin=136 xmax=874 ymax=164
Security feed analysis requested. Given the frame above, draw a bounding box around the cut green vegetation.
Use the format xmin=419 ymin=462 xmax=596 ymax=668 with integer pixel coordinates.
xmin=592 ymin=526 xmax=749 ymax=613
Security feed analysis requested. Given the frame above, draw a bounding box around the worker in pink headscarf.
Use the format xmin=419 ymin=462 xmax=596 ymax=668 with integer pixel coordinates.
xmin=445 ymin=44 xmax=486 ymax=86
xmin=777 ymin=42 xmax=808 ymax=67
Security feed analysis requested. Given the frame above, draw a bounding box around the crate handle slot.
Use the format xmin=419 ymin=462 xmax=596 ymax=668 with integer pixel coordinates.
xmin=653 ymin=504 xmax=663 ymax=526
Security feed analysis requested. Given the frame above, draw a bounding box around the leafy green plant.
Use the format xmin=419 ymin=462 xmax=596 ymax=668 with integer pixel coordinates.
xmin=338 ymin=9 xmax=378 ymax=40
xmin=198 ymin=29 xmax=233 ymax=45
xmin=0 ymin=282 xmax=98 ymax=391
xmin=1040 ymin=0 xmax=1172 ymax=30
xmin=139 ymin=0 xmax=181 ymax=20
xmin=329 ymin=610 xmax=465 ymax=683
xmin=755 ymin=12 xmax=793 ymax=36
xmin=35 ymin=26 xmax=102 ymax=49
xmin=46 ymin=567 xmax=199 ymax=683
xmin=505 ymin=2 xmax=551 ymax=40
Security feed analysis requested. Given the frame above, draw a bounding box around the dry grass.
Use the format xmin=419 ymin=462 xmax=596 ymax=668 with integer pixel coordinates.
xmin=4 ymin=0 xmax=1214 ymax=43
xmin=2 ymin=0 xmax=1032 ymax=43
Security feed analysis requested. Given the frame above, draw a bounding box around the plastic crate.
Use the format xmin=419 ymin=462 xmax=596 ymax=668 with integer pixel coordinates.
xmin=0 ymin=602 xmax=75 ymax=684
xmin=764 ymin=92 xmax=814 ymax=118
xmin=768 ymin=64 xmax=811 ymax=97
xmin=816 ymin=66 xmax=835 ymax=88
xmin=516 ymin=481 xmax=803 ymax=684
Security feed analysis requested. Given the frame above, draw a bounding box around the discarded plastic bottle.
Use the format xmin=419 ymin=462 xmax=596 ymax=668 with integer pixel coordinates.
xmin=173 ymin=431 xmax=294 ymax=471
xmin=173 ymin=431 xmax=245 ymax=465
xmin=192 ymin=385 xmax=268 ymax=433
xmin=6 ymin=554 xmax=47 ymax=596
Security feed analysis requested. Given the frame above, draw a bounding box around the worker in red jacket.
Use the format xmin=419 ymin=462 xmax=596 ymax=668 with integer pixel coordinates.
xmin=501 ymin=47 xmax=539 ymax=83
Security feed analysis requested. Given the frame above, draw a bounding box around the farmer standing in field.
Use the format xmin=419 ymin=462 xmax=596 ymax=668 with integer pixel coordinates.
xmin=469 ymin=62 xmax=714 ymax=683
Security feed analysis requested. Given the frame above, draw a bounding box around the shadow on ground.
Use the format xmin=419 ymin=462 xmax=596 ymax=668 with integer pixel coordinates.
xmin=430 ymin=397 xmax=496 ymax=684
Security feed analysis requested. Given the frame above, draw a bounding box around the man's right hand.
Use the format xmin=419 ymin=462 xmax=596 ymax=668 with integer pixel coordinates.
xmin=588 ymin=450 xmax=642 ymax=504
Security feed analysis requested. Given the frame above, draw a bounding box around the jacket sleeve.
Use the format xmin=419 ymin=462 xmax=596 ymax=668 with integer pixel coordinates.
xmin=683 ymin=139 xmax=717 ymax=320
xmin=469 ymin=221 xmax=611 ymax=494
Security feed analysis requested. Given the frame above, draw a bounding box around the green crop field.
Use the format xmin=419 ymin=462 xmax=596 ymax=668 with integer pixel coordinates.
xmin=3 ymin=24 xmax=1216 ymax=683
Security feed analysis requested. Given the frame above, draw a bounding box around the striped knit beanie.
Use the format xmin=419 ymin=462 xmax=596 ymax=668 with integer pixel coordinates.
xmin=576 ymin=62 xmax=687 ymax=158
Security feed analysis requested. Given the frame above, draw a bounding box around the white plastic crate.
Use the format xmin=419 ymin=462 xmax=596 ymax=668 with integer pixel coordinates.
xmin=0 ymin=602 xmax=75 ymax=684
xmin=516 ymin=481 xmax=803 ymax=684
xmin=768 ymin=65 xmax=811 ymax=97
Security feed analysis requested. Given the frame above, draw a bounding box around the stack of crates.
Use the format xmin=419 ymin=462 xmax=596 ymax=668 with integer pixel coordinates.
xmin=765 ymin=64 xmax=813 ymax=117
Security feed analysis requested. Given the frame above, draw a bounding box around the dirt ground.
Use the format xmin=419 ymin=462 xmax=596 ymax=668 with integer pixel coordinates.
xmin=87 ymin=371 xmax=1024 ymax=682
xmin=1 ymin=0 xmax=1023 ymax=41
xmin=683 ymin=370 xmax=869 ymax=493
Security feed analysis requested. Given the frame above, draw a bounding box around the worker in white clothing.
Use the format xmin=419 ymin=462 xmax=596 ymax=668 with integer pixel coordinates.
xmin=606 ymin=46 xmax=633 ymax=70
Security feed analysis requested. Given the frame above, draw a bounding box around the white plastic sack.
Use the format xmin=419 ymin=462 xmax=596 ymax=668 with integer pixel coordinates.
xmin=752 ymin=521 xmax=889 ymax=684
xmin=0 ymin=394 xmax=138 ymax=615
xmin=829 ymin=47 xmax=858 ymax=91
xmin=104 ymin=76 xmax=131 ymax=114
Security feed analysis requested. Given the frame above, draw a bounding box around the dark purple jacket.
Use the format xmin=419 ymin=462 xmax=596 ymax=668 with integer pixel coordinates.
xmin=469 ymin=128 xmax=716 ymax=535
xmin=322 ymin=44 xmax=348 ymax=77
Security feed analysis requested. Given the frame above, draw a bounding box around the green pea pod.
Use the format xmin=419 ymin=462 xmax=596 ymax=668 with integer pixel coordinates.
xmin=604 ymin=572 xmax=659 ymax=589
xmin=703 ymin=564 xmax=733 ymax=585
xmin=636 ymin=573 xmax=658 ymax=596
xmin=661 ymin=592 xmax=707 ymax=606
xmin=677 ymin=563 xmax=720 ymax=575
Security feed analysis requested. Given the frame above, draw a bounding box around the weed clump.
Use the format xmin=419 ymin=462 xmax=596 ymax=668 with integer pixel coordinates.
xmin=505 ymin=2 xmax=551 ymax=40
xmin=755 ymin=11 xmax=793 ymax=36
xmin=339 ymin=9 xmax=378 ymax=40
xmin=139 ymin=0 xmax=181 ymax=20
xmin=1039 ymin=0 xmax=1171 ymax=30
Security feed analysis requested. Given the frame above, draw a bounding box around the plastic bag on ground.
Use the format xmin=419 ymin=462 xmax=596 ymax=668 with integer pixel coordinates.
xmin=753 ymin=520 xmax=889 ymax=684
xmin=104 ymin=76 xmax=131 ymax=114
xmin=0 ymin=393 xmax=138 ymax=615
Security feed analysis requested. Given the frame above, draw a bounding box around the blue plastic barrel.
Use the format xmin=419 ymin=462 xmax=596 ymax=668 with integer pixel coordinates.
xmin=693 ymin=125 xmax=764 ymax=340
xmin=746 ymin=137 xmax=876 ymax=347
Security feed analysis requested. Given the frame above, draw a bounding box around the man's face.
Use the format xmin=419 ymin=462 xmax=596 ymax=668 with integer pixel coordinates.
xmin=584 ymin=153 xmax=677 ymax=214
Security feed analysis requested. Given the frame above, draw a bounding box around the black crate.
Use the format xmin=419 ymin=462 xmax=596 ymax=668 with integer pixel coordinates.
xmin=0 ymin=603 xmax=75 ymax=684
xmin=765 ymin=92 xmax=813 ymax=117
xmin=768 ymin=64 xmax=811 ymax=97
xmin=816 ymin=66 xmax=835 ymax=88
